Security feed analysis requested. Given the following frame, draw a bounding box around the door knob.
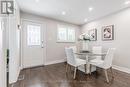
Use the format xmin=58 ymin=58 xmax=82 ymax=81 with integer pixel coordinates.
xmin=41 ymin=41 xmax=44 ymax=48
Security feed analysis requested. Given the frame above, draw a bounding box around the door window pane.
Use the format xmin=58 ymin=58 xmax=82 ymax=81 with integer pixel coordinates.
xmin=27 ymin=25 xmax=41 ymax=46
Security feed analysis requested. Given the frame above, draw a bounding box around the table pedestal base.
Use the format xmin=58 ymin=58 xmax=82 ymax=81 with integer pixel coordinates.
xmin=78 ymin=64 xmax=96 ymax=74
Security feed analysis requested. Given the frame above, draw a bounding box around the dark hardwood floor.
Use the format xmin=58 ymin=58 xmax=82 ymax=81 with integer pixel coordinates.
xmin=12 ymin=63 xmax=130 ymax=87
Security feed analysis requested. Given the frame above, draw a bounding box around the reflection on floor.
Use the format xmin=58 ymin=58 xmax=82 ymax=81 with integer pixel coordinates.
xmin=11 ymin=63 xmax=130 ymax=87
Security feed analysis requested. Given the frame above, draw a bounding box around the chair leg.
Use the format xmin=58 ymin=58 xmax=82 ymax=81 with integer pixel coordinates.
xmin=89 ymin=64 xmax=92 ymax=75
xmin=104 ymin=69 xmax=109 ymax=83
xmin=69 ymin=65 xmax=72 ymax=73
xmin=73 ymin=67 xmax=77 ymax=79
xmin=84 ymin=64 xmax=86 ymax=74
xmin=67 ymin=64 xmax=71 ymax=73
xmin=66 ymin=63 xmax=68 ymax=73
xmin=110 ymin=67 xmax=114 ymax=78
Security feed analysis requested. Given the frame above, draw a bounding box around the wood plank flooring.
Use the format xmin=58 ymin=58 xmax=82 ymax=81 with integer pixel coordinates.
xmin=11 ymin=63 xmax=130 ymax=87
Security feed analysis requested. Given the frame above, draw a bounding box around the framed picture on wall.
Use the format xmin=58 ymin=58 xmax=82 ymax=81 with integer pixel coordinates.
xmin=102 ymin=25 xmax=114 ymax=41
xmin=89 ymin=29 xmax=97 ymax=41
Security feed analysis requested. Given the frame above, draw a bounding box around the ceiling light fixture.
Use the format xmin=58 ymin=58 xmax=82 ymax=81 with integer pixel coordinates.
xmin=35 ymin=0 xmax=39 ymax=3
xmin=84 ymin=18 xmax=88 ymax=22
xmin=88 ymin=7 xmax=93 ymax=12
xmin=125 ymin=1 xmax=130 ymax=4
xmin=62 ymin=11 xmax=66 ymax=15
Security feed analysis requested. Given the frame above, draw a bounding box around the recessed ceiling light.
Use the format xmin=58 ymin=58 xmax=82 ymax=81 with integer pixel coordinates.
xmin=35 ymin=0 xmax=39 ymax=3
xmin=62 ymin=11 xmax=66 ymax=15
xmin=84 ymin=18 xmax=88 ymax=22
xmin=125 ymin=1 xmax=130 ymax=4
xmin=88 ymin=7 xmax=93 ymax=12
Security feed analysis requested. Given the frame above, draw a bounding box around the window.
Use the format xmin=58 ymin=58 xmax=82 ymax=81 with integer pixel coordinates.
xmin=57 ymin=25 xmax=75 ymax=42
xmin=27 ymin=25 xmax=41 ymax=46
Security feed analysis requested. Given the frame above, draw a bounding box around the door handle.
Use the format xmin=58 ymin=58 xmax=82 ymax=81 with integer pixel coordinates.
xmin=41 ymin=41 xmax=44 ymax=48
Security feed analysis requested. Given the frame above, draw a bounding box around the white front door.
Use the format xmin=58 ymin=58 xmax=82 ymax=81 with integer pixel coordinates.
xmin=22 ymin=20 xmax=46 ymax=68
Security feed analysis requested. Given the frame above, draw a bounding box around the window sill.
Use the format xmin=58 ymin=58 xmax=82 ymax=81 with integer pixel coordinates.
xmin=57 ymin=41 xmax=76 ymax=43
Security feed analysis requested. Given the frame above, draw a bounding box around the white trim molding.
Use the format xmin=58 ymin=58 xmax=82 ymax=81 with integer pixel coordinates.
xmin=9 ymin=66 xmax=21 ymax=84
xmin=113 ymin=65 xmax=130 ymax=74
xmin=45 ymin=61 xmax=130 ymax=74
xmin=45 ymin=58 xmax=66 ymax=65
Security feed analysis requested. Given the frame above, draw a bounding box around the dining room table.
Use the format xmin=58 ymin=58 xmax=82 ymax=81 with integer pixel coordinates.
xmin=75 ymin=50 xmax=107 ymax=74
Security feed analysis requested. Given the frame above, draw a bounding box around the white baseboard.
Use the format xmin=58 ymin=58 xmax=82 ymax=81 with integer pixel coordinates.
xmin=113 ymin=65 xmax=130 ymax=74
xmin=16 ymin=67 xmax=21 ymax=81
xmin=45 ymin=60 xmax=130 ymax=74
xmin=9 ymin=67 xmax=21 ymax=84
xmin=22 ymin=59 xmax=66 ymax=69
xmin=45 ymin=58 xmax=66 ymax=65
xmin=20 ymin=66 xmax=23 ymax=70
xmin=21 ymin=60 xmax=130 ymax=74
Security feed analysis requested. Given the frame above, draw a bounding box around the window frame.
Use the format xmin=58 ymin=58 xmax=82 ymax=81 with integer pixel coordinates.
xmin=57 ymin=24 xmax=76 ymax=43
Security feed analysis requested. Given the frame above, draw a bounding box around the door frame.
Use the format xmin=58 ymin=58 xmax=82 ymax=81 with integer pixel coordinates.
xmin=0 ymin=17 xmax=7 ymax=87
xmin=21 ymin=18 xmax=47 ymax=69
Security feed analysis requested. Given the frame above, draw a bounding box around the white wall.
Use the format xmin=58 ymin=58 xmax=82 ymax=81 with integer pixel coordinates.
xmin=9 ymin=0 xmax=21 ymax=83
xmin=81 ymin=8 xmax=130 ymax=70
xmin=21 ymin=12 xmax=80 ymax=66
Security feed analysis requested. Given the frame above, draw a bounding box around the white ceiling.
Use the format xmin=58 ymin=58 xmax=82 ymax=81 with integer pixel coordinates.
xmin=17 ymin=0 xmax=130 ymax=25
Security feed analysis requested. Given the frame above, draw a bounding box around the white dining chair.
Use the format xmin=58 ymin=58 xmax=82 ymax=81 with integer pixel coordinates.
xmin=89 ymin=48 xmax=116 ymax=83
xmin=69 ymin=46 xmax=80 ymax=58
xmin=69 ymin=46 xmax=77 ymax=53
xmin=65 ymin=47 xmax=86 ymax=79
xmin=92 ymin=46 xmax=102 ymax=60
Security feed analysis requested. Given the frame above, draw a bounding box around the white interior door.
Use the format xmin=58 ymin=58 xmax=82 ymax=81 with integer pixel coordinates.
xmin=22 ymin=20 xmax=46 ymax=68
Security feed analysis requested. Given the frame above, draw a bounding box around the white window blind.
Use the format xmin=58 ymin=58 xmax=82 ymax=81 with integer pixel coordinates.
xmin=27 ymin=25 xmax=41 ymax=46
xmin=57 ymin=25 xmax=75 ymax=42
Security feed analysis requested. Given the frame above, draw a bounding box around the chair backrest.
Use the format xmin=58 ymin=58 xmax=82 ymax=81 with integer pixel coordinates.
xmin=103 ymin=48 xmax=116 ymax=69
xmin=65 ymin=47 xmax=76 ymax=66
xmin=92 ymin=46 xmax=102 ymax=60
xmin=69 ymin=46 xmax=77 ymax=53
